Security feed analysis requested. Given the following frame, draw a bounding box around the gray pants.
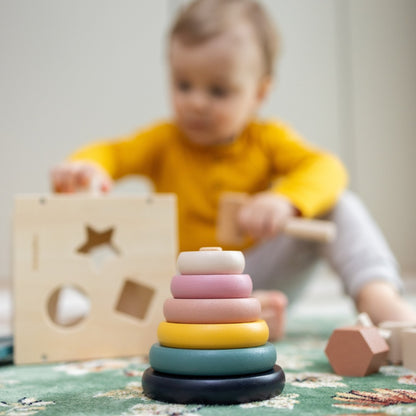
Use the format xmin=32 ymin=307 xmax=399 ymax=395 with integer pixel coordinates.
xmin=243 ymin=190 xmax=402 ymax=302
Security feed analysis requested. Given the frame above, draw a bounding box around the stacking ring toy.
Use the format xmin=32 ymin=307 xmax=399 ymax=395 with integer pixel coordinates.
xmin=142 ymin=365 xmax=285 ymax=404
xmin=170 ymin=274 xmax=252 ymax=299
xmin=177 ymin=248 xmax=245 ymax=275
xmin=149 ymin=342 xmax=277 ymax=376
xmin=157 ymin=320 xmax=269 ymax=349
xmin=163 ymin=297 xmax=261 ymax=323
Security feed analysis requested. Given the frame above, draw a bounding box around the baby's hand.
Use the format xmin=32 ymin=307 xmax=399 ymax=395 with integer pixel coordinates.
xmin=237 ymin=192 xmax=297 ymax=240
xmin=50 ymin=161 xmax=112 ymax=193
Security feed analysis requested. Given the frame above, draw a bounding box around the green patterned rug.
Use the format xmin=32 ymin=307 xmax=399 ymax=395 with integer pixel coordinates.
xmin=1 ymin=316 xmax=416 ymax=416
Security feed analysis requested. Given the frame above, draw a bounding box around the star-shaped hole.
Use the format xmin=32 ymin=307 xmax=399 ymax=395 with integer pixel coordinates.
xmin=77 ymin=225 xmax=120 ymax=272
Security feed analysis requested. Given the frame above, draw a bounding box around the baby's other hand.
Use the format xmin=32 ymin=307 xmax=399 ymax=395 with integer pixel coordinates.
xmin=50 ymin=161 xmax=112 ymax=193
xmin=253 ymin=290 xmax=288 ymax=341
xmin=237 ymin=192 xmax=297 ymax=240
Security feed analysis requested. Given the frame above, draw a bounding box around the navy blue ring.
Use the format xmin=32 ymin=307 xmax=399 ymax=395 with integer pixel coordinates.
xmin=142 ymin=364 xmax=285 ymax=405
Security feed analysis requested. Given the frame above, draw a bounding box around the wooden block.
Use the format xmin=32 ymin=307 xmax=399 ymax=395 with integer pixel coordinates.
xmin=217 ymin=192 xmax=336 ymax=245
xmin=325 ymin=326 xmax=389 ymax=377
xmin=401 ymin=329 xmax=416 ymax=372
xmin=379 ymin=321 xmax=416 ymax=364
xmin=13 ymin=194 xmax=177 ymax=364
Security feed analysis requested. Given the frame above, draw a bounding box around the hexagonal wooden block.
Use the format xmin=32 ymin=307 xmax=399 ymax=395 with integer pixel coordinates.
xmin=325 ymin=326 xmax=389 ymax=377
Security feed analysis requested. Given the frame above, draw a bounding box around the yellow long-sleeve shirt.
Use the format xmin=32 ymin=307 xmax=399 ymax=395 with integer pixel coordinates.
xmin=70 ymin=119 xmax=348 ymax=251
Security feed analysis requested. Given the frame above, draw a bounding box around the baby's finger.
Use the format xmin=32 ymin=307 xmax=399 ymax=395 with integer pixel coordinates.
xmin=62 ymin=167 xmax=77 ymax=193
xmin=51 ymin=167 xmax=71 ymax=193
xmin=246 ymin=210 xmax=269 ymax=239
xmin=263 ymin=213 xmax=280 ymax=238
xmin=74 ymin=167 xmax=91 ymax=188
xmin=99 ymin=176 xmax=112 ymax=193
xmin=237 ymin=203 xmax=255 ymax=232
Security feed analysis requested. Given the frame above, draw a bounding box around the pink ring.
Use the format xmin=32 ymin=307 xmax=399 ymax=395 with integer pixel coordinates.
xmin=171 ymin=274 xmax=252 ymax=299
xmin=163 ymin=298 xmax=261 ymax=324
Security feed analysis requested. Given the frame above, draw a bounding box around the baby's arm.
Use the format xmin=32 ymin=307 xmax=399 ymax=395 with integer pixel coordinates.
xmin=237 ymin=191 xmax=298 ymax=240
xmin=356 ymin=281 xmax=416 ymax=324
xmin=51 ymin=161 xmax=113 ymax=193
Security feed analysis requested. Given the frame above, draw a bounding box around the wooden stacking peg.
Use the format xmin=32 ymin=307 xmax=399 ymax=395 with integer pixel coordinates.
xmin=143 ymin=246 xmax=286 ymax=404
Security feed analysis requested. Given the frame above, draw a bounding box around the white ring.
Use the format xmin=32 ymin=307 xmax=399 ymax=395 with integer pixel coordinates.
xmin=177 ymin=249 xmax=245 ymax=275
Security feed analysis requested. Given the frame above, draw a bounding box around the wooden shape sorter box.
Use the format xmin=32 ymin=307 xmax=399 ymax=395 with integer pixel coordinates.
xmin=13 ymin=194 xmax=177 ymax=365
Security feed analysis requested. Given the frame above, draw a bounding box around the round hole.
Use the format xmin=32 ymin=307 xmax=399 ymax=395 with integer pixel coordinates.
xmin=47 ymin=285 xmax=91 ymax=328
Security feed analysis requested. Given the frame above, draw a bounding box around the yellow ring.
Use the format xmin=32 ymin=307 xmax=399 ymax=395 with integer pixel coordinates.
xmin=157 ymin=320 xmax=269 ymax=349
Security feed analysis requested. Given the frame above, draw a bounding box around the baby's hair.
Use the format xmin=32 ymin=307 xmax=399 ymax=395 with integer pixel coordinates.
xmin=169 ymin=0 xmax=279 ymax=77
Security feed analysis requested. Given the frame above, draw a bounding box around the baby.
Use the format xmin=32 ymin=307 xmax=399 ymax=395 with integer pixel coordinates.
xmin=51 ymin=0 xmax=416 ymax=340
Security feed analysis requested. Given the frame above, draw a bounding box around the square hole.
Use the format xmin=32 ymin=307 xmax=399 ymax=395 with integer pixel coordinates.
xmin=116 ymin=279 xmax=155 ymax=321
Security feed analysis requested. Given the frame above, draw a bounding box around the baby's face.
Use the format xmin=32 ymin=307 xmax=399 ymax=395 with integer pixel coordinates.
xmin=169 ymin=23 xmax=267 ymax=146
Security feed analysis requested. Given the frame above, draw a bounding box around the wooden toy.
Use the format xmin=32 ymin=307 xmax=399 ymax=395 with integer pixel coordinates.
xmin=177 ymin=247 xmax=245 ymax=274
xmin=379 ymin=321 xmax=416 ymax=364
xmin=170 ymin=273 xmax=253 ymax=299
xmin=217 ymin=192 xmax=337 ymax=245
xmin=356 ymin=312 xmax=374 ymax=328
xmin=401 ymin=329 xmax=416 ymax=372
xmin=142 ymin=247 xmax=285 ymax=404
xmin=325 ymin=326 xmax=389 ymax=377
xmin=13 ymin=194 xmax=177 ymax=364
xmin=356 ymin=312 xmax=392 ymax=340
xmin=163 ymin=297 xmax=261 ymax=323
xmin=157 ymin=320 xmax=269 ymax=349
xmin=142 ymin=365 xmax=285 ymax=405
xmin=0 ymin=336 xmax=13 ymax=365
xmin=149 ymin=342 xmax=277 ymax=376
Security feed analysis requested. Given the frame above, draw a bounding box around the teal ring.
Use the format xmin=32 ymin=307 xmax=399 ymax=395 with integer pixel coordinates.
xmin=149 ymin=342 xmax=276 ymax=376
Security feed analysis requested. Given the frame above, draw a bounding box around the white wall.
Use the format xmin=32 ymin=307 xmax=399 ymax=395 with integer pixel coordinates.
xmin=1 ymin=0 xmax=415 ymax=283
xmin=347 ymin=0 xmax=416 ymax=273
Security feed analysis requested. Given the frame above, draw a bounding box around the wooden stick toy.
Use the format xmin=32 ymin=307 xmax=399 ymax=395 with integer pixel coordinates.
xmin=217 ymin=192 xmax=336 ymax=245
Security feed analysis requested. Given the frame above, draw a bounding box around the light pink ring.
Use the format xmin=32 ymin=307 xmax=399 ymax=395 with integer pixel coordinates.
xmin=163 ymin=298 xmax=261 ymax=324
xmin=170 ymin=274 xmax=252 ymax=299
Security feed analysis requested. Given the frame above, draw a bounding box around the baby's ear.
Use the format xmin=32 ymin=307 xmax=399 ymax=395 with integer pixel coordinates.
xmin=257 ymin=76 xmax=273 ymax=103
